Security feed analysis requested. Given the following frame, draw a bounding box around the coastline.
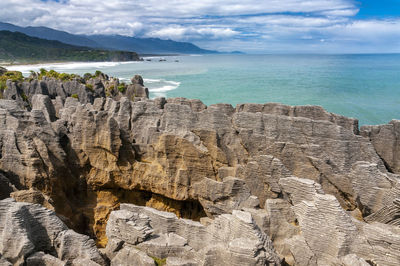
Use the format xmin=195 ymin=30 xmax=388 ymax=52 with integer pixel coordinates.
xmin=2 ymin=54 xmax=400 ymax=126
xmin=0 ymin=54 xmax=185 ymax=67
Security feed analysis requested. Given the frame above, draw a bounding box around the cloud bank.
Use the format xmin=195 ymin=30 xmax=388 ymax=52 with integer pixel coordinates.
xmin=1 ymin=0 xmax=399 ymax=53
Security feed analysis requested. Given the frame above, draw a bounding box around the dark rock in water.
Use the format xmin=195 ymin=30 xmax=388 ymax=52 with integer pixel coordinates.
xmin=126 ymin=83 xmax=149 ymax=100
xmin=0 ymin=66 xmax=7 ymax=75
xmin=131 ymin=74 xmax=144 ymax=86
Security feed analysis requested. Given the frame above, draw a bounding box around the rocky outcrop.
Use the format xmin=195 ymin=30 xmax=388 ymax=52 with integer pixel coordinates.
xmin=361 ymin=119 xmax=400 ymax=174
xmin=1 ymin=70 xmax=400 ymax=265
xmin=2 ymin=71 xmax=149 ymax=109
xmin=0 ymin=198 xmax=106 ymax=266
xmin=105 ymin=204 xmax=281 ymax=266
xmin=280 ymin=176 xmax=400 ymax=265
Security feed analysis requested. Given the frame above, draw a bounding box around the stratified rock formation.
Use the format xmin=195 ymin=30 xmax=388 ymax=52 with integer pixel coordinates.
xmin=0 ymin=68 xmax=400 ymax=265
xmin=0 ymin=198 xmax=106 ymax=266
xmin=105 ymin=204 xmax=281 ymax=266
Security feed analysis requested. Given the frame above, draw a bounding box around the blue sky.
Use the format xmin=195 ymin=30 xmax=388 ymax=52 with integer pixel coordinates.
xmin=1 ymin=0 xmax=400 ymax=53
xmin=356 ymin=0 xmax=400 ymax=18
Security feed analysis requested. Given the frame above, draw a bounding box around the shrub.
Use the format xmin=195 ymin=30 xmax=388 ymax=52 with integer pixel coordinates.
xmin=83 ymin=73 xmax=93 ymax=80
xmin=117 ymin=83 xmax=126 ymax=93
xmin=71 ymin=94 xmax=79 ymax=99
xmin=0 ymin=80 xmax=6 ymax=90
xmin=95 ymin=70 xmax=102 ymax=77
xmin=21 ymin=92 xmax=28 ymax=102
xmin=38 ymin=69 xmax=79 ymax=81
xmin=86 ymin=84 xmax=94 ymax=92
xmin=47 ymin=70 xmax=59 ymax=78
xmin=59 ymin=73 xmax=71 ymax=81
xmin=39 ymin=68 xmax=47 ymax=76
xmin=151 ymin=257 xmax=166 ymax=266
xmin=0 ymin=71 xmax=24 ymax=87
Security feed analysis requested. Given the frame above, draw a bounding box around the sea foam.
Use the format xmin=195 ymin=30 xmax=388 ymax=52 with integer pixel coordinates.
xmin=144 ymin=78 xmax=181 ymax=97
xmin=7 ymin=61 xmax=141 ymax=74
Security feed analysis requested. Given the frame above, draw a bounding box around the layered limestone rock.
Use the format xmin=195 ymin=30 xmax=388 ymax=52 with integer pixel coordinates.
xmin=280 ymin=176 xmax=400 ymax=265
xmin=1 ymin=71 xmax=400 ymax=265
xmin=361 ymin=119 xmax=400 ymax=174
xmin=0 ymin=198 xmax=106 ymax=266
xmin=105 ymin=204 xmax=281 ymax=266
xmin=2 ymin=71 xmax=149 ymax=109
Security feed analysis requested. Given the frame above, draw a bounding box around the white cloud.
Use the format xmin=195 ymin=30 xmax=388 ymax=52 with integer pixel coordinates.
xmin=147 ymin=26 xmax=238 ymax=40
xmin=0 ymin=0 xmax=399 ymax=53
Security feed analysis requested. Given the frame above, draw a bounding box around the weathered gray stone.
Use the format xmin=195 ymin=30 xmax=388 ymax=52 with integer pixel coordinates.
xmin=339 ymin=254 xmax=370 ymax=266
xmin=0 ymin=199 xmax=105 ymax=266
xmin=0 ymin=198 xmax=67 ymax=265
xmin=111 ymin=245 xmax=155 ymax=266
xmin=106 ymin=210 xmax=153 ymax=245
xmin=111 ymin=204 xmax=281 ymax=266
xmin=26 ymin=252 xmax=65 ymax=266
xmin=166 ymin=256 xmax=198 ymax=266
xmin=361 ymin=119 xmax=400 ymax=174
xmin=32 ymin=94 xmax=57 ymax=122
xmin=137 ymin=233 xmax=192 ymax=259
xmin=264 ymin=199 xmax=299 ymax=264
xmin=54 ymin=230 xmax=106 ymax=265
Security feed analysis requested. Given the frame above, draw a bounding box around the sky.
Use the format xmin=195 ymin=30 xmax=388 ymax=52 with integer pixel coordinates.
xmin=0 ymin=0 xmax=400 ymax=53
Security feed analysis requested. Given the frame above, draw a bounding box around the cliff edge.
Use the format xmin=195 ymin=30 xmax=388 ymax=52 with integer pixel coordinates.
xmin=0 ymin=68 xmax=400 ymax=265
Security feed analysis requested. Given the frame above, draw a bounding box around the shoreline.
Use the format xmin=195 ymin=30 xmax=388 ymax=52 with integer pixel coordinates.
xmin=0 ymin=54 xmax=186 ymax=67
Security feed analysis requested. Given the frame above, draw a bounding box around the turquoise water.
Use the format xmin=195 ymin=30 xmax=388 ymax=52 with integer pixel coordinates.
xmin=8 ymin=54 xmax=400 ymax=125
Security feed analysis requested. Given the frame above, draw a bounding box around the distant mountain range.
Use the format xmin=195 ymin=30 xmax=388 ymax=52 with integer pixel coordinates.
xmin=0 ymin=31 xmax=140 ymax=62
xmin=0 ymin=22 xmax=218 ymax=55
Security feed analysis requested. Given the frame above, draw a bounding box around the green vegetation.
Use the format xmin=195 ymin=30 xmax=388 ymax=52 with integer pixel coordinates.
xmin=0 ymin=70 xmax=24 ymax=92
xmin=83 ymin=71 xmax=103 ymax=81
xmin=1 ymin=71 xmax=24 ymax=82
xmin=37 ymin=68 xmax=78 ymax=81
xmin=0 ymin=80 xmax=6 ymax=91
xmin=21 ymin=92 xmax=28 ymax=102
xmin=71 ymin=94 xmax=79 ymax=99
xmin=151 ymin=257 xmax=166 ymax=266
xmin=0 ymin=30 xmax=139 ymax=63
xmin=117 ymin=82 xmax=127 ymax=93
xmin=86 ymin=84 xmax=94 ymax=92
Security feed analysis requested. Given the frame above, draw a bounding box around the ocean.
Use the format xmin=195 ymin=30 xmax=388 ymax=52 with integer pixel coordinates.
xmin=8 ymin=54 xmax=400 ymax=126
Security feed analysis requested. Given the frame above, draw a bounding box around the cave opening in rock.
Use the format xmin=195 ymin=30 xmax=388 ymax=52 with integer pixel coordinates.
xmin=56 ymin=186 xmax=207 ymax=247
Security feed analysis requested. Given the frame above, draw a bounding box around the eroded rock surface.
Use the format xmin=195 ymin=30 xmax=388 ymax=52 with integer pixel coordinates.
xmin=1 ymin=71 xmax=400 ymax=265
xmin=361 ymin=119 xmax=400 ymax=174
xmin=105 ymin=204 xmax=281 ymax=266
xmin=0 ymin=198 xmax=106 ymax=266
